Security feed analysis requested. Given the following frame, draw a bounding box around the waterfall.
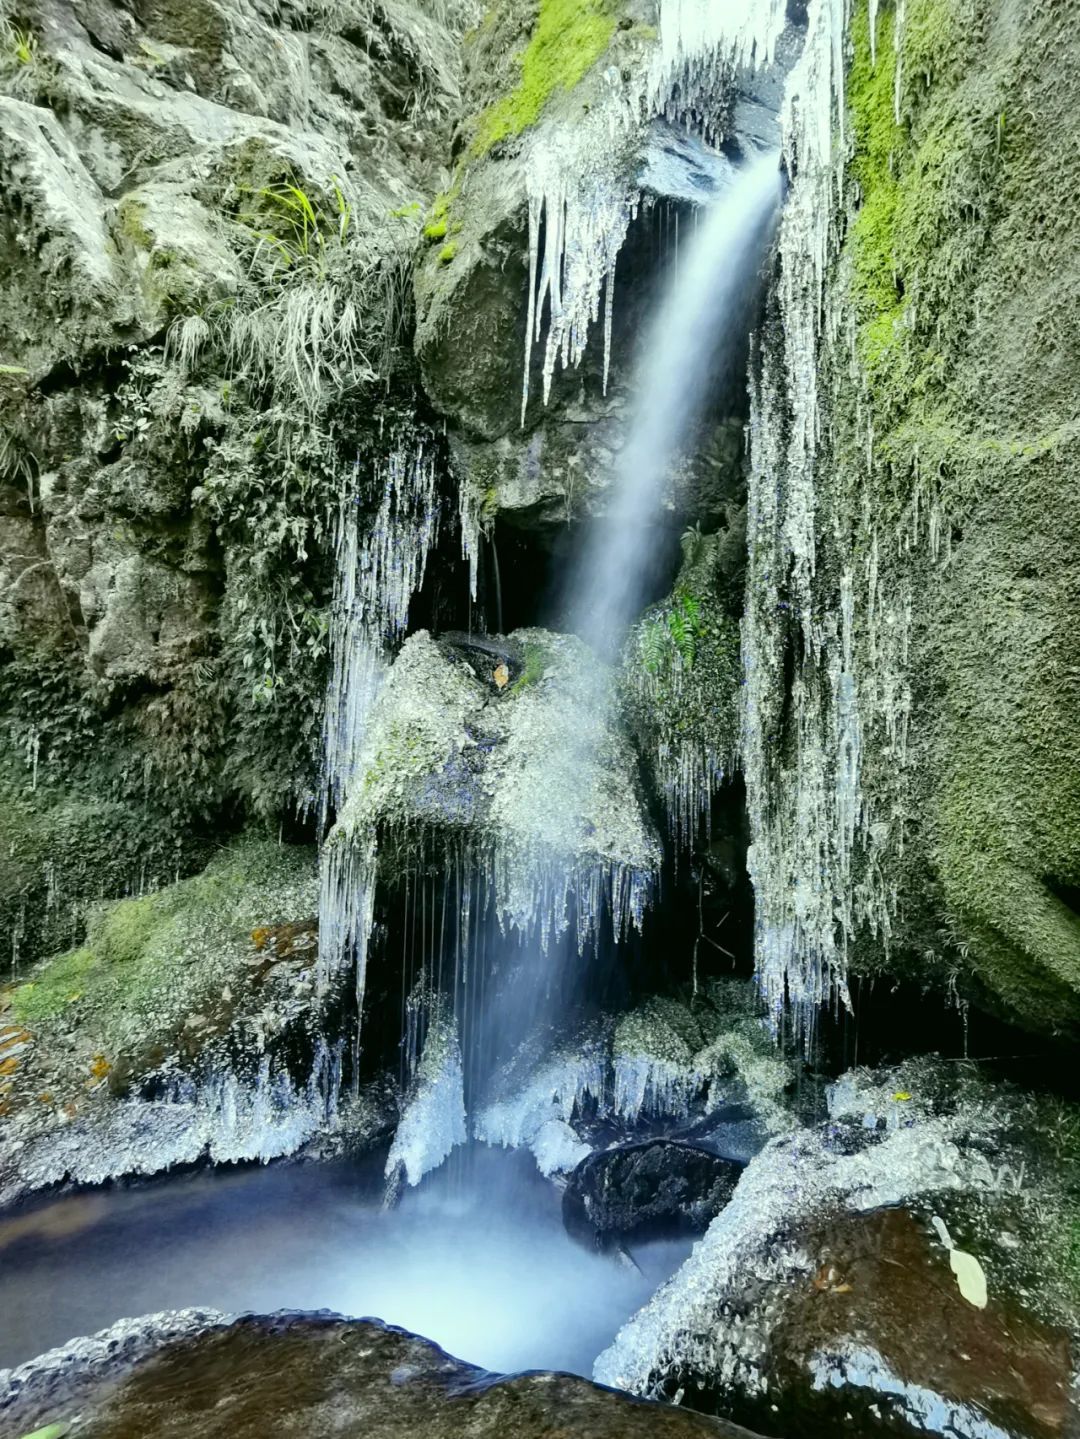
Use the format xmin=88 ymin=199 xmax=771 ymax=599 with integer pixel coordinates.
xmin=564 ymin=154 xmax=782 ymax=656
xmin=520 ymin=0 xmax=788 ymax=418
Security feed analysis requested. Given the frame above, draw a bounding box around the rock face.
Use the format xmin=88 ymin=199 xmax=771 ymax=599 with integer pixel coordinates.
xmin=563 ymin=1139 xmax=742 ymax=1252
xmin=0 ymin=0 xmax=469 ymax=971
xmin=742 ymin=0 xmax=1080 ymax=1033
xmin=0 ymin=1310 xmax=768 ymax=1439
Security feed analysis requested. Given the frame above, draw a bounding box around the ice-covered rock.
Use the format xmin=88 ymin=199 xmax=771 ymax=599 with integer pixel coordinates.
xmin=594 ymin=1060 xmax=1079 ymax=1439
xmin=319 ymin=628 xmax=661 ymax=1005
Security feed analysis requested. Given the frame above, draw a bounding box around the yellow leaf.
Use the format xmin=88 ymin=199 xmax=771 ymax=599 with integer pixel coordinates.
xmin=893 ymin=1091 xmax=912 ymax=1101
xmin=493 ymin=663 xmax=509 ymax=689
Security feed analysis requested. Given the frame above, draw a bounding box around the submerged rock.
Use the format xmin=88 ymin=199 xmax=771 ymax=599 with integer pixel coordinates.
xmin=563 ymin=1140 xmax=741 ymax=1252
xmin=0 ymin=1310 xmax=767 ymax=1439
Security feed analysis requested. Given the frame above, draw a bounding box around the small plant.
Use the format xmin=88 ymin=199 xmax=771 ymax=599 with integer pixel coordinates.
xmin=238 ymin=174 xmax=352 ymax=276
xmin=6 ymin=22 xmax=37 ymax=64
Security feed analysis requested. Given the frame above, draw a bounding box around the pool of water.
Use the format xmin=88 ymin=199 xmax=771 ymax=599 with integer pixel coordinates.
xmin=0 ymin=1144 xmax=692 ymax=1376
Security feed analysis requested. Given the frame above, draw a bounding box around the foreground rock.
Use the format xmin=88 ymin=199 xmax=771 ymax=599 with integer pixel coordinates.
xmin=596 ymin=1061 xmax=1080 ymax=1439
xmin=0 ymin=1310 xmax=766 ymax=1439
xmin=563 ymin=1140 xmax=742 ymax=1252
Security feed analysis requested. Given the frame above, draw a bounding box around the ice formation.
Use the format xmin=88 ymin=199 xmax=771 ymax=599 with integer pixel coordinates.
xmin=1 ymin=1041 xmax=344 ymax=1207
xmin=322 ymin=435 xmax=440 ymax=821
xmin=740 ymin=0 xmax=864 ymax=1037
xmin=519 ymin=0 xmax=789 ymax=418
xmin=320 ymin=630 xmax=661 ymax=1064
xmin=385 ymin=1010 xmax=467 ymax=1188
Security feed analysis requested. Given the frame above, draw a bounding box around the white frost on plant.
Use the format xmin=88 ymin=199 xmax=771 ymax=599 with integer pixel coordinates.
xmin=2 ymin=1041 xmax=344 ymax=1206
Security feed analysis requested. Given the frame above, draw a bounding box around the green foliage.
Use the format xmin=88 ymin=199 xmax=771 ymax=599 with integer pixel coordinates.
xmin=424 ymin=218 xmax=448 ymax=240
xmin=469 ymin=0 xmax=617 ymax=158
xmin=641 ymin=589 xmax=707 ymax=674
xmin=237 ymin=175 xmax=353 ymax=277
xmin=437 ymin=240 xmax=458 ymax=264
xmin=2 ymin=20 xmax=36 ymax=64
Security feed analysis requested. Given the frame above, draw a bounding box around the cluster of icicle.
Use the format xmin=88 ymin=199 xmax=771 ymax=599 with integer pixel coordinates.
xmin=739 ymin=0 xmax=860 ymax=1040
xmin=318 ymin=433 xmax=441 ymax=1002
xmin=520 ymin=0 xmax=789 ymax=419
xmin=741 ymin=0 xmax=919 ymax=1041
xmin=4 ymin=1041 xmax=344 ymax=1204
xmin=321 ymin=436 xmax=440 ymax=821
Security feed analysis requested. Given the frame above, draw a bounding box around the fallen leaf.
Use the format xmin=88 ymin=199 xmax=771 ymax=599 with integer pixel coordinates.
xmin=0 ymin=1056 xmax=19 ymax=1076
xmin=950 ymin=1247 xmax=988 ymax=1308
xmin=493 ymin=663 xmax=509 ymax=689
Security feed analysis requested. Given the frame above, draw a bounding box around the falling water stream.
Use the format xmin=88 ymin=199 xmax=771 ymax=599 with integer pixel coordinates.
xmin=565 ymin=152 xmax=781 ymax=654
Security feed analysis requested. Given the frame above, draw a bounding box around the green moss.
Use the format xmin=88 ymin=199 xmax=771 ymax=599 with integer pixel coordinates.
xmin=7 ymin=837 xmax=317 ymax=1045
xmin=847 ymin=2 xmax=903 ymax=376
xmin=469 ymin=0 xmax=618 ymax=159
xmin=437 ymin=241 xmax=458 ymax=264
xmin=830 ymin=0 xmax=1080 ymax=1028
xmin=10 ymin=949 xmax=96 ymax=1026
xmin=117 ymin=197 xmax=153 ymax=250
xmin=509 ymin=638 xmax=551 ymax=696
xmin=424 ymin=218 xmax=448 ymax=240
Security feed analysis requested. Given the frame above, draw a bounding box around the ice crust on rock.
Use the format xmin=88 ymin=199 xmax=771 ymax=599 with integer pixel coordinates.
xmin=1 ymin=1041 xmax=345 ymax=1207
xmin=476 ymin=985 xmax=790 ymax=1175
xmin=320 ymin=630 xmax=661 ymax=1049
xmin=594 ymin=1066 xmax=1004 ymax=1398
xmin=0 ymin=1309 xmax=231 ymax=1430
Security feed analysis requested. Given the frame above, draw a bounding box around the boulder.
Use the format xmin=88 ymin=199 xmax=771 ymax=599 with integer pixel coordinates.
xmin=0 ymin=1310 xmax=769 ymax=1439
xmin=563 ymin=1139 xmax=742 ymax=1252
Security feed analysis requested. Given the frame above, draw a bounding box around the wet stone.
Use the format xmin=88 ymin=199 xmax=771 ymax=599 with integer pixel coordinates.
xmin=1 ymin=1312 xmax=768 ymax=1439
xmin=563 ymin=1140 xmax=742 ymax=1252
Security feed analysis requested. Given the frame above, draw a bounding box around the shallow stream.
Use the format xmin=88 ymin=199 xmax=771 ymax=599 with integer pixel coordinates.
xmin=0 ymin=1144 xmax=691 ymax=1376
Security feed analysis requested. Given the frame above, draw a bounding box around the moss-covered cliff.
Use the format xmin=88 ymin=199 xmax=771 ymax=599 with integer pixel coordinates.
xmin=821 ymin=0 xmax=1080 ymax=1028
xmin=0 ymin=0 xmax=472 ymax=968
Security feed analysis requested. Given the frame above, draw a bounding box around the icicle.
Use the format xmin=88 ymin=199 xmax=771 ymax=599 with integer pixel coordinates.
xmin=517 ymin=0 xmax=788 ymax=414
xmin=740 ymin=0 xmax=855 ymax=1043
xmin=321 ymin=436 xmax=440 ymax=823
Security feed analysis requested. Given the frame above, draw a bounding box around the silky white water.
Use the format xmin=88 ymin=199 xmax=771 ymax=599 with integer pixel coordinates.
xmin=565 ymin=152 xmax=782 ymax=655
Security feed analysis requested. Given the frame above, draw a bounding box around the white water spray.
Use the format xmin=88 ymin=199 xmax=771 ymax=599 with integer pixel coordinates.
xmin=565 ymin=153 xmax=782 ymax=654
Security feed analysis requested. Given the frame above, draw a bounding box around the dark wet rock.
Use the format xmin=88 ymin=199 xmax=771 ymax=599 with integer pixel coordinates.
xmin=563 ymin=1140 xmax=741 ymax=1252
xmin=597 ymin=1065 xmax=1080 ymax=1439
xmin=731 ymin=1206 xmax=1077 ymax=1439
xmin=0 ymin=1310 xmax=768 ymax=1439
